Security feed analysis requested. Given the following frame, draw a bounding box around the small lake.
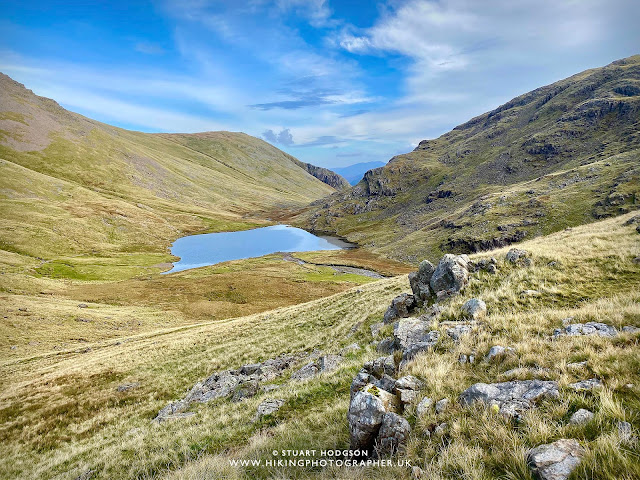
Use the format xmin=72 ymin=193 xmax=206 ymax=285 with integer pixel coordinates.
xmin=165 ymin=224 xmax=355 ymax=273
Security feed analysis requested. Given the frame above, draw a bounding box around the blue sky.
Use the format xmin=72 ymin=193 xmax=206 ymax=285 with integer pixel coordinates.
xmin=1 ymin=0 xmax=639 ymax=168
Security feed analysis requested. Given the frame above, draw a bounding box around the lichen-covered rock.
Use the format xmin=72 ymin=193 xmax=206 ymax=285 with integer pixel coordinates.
xmin=363 ymin=356 xmax=397 ymax=378
xmin=569 ymin=409 xmax=594 ymax=424
xmin=376 ymin=412 xmax=411 ymax=456
xmin=409 ymin=260 xmax=436 ymax=305
xmin=319 ymin=354 xmax=343 ymax=372
xmin=383 ymin=293 xmax=416 ymax=324
xmin=460 ymin=380 xmax=559 ymax=419
xmin=430 ymin=254 xmax=470 ymax=295
xmin=394 ymin=318 xmax=431 ymax=349
xmin=527 ymin=439 xmax=584 ymax=480
xmin=461 ymin=298 xmax=487 ymax=319
xmin=376 ymin=337 xmax=396 ymax=354
xmin=416 ymin=397 xmax=433 ymax=418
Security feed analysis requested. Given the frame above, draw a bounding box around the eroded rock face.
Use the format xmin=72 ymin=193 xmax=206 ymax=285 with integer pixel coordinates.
xmin=383 ymin=293 xmax=416 ymax=324
xmin=527 ymin=439 xmax=584 ymax=480
xmin=460 ymin=380 xmax=559 ymax=419
xmin=409 ymin=260 xmax=436 ymax=305
xmin=554 ymin=322 xmax=618 ymax=337
xmin=376 ymin=412 xmax=411 ymax=456
xmin=430 ymin=254 xmax=470 ymax=296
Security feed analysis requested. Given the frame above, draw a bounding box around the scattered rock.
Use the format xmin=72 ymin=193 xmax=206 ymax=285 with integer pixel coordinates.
xmin=435 ymin=398 xmax=449 ymax=414
xmin=376 ymin=412 xmax=411 ymax=456
xmin=370 ymin=322 xmax=384 ymax=338
xmin=460 ymin=380 xmax=559 ymax=419
xmin=376 ymin=337 xmax=396 ymax=354
xmin=461 ymin=298 xmax=487 ymax=320
xmin=506 ymin=248 xmax=530 ymax=265
xmin=527 ymin=439 xmax=584 ymax=480
xmin=617 ymin=421 xmax=634 ymax=442
xmin=395 ymin=376 xmax=423 ymax=406
xmin=521 ymin=289 xmax=542 ymax=297
xmin=416 ymin=397 xmax=433 ymax=418
xmin=444 ymin=323 xmax=474 ymax=342
xmin=569 ymin=409 xmax=594 ymax=424
xmin=117 ymin=382 xmax=140 ymax=392
xmin=394 ymin=318 xmax=431 ymax=350
xmin=254 ymin=399 xmax=285 ymax=421
xmin=409 ymin=260 xmax=436 ymax=305
xmin=400 ymin=331 xmax=440 ymax=368
xmin=485 ymin=345 xmax=514 ymax=361
xmin=430 ymin=254 xmax=470 ymax=296
xmin=623 ymin=214 xmax=640 ymax=226
xmin=469 ymin=257 xmax=498 ymax=274
xmin=566 ymin=361 xmax=588 ymax=370
xmin=319 ymin=354 xmax=343 ymax=373
xmin=340 ymin=343 xmax=361 ymax=355
xmin=554 ymin=322 xmax=618 ymax=338
xmin=291 ymin=362 xmax=319 ymax=381
xmin=77 ymin=303 xmax=89 ymax=308
xmin=412 ymin=465 xmax=424 ymax=479
xmin=622 ymin=325 xmax=640 ymax=333
xmin=383 ymin=293 xmax=416 ymax=324
xmin=74 ymin=469 xmax=96 ymax=480
xmin=568 ymin=378 xmax=603 ymax=391
xmin=434 ymin=422 xmax=448 ymax=435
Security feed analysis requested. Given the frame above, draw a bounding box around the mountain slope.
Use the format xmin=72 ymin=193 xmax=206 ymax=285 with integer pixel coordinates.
xmin=291 ymin=159 xmax=350 ymax=190
xmin=297 ymin=56 xmax=640 ymax=262
xmin=0 ymin=73 xmax=336 ymax=276
xmin=331 ymin=161 xmax=386 ymax=185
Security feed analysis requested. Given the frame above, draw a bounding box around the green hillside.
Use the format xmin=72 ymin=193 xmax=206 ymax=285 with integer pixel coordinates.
xmin=0 ymin=73 xmax=336 ymax=279
xmin=296 ymin=56 xmax=640 ymax=263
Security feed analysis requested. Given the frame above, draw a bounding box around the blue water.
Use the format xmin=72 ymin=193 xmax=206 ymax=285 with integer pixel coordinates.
xmin=165 ymin=225 xmax=353 ymax=273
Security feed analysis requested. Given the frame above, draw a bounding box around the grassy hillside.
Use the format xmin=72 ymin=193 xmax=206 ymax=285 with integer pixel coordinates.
xmin=296 ymin=55 xmax=640 ymax=263
xmin=0 ymin=73 xmax=336 ymax=279
xmin=0 ymin=212 xmax=637 ymax=479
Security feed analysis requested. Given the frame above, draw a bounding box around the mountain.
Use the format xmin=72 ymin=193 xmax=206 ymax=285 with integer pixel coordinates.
xmin=297 ymin=56 xmax=640 ymax=263
xmin=331 ymin=161 xmax=387 ymax=185
xmin=0 ymin=73 xmax=336 ymax=273
xmin=291 ymin=159 xmax=350 ymax=189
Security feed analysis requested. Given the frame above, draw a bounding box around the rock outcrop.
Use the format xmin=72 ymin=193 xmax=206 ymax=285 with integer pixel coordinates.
xmin=553 ymin=322 xmax=618 ymax=338
xmin=527 ymin=439 xmax=584 ymax=480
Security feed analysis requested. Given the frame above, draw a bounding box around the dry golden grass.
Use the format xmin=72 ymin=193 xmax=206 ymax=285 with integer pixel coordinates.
xmin=0 ymin=212 xmax=638 ymax=479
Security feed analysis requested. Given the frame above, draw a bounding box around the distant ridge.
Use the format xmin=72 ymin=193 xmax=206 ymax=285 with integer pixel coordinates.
xmin=331 ymin=161 xmax=386 ymax=185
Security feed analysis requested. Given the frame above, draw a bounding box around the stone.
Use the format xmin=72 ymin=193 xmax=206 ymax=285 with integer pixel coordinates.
xmin=485 ymin=345 xmax=513 ymax=361
xmin=430 ymin=254 xmax=470 ymax=295
xmin=395 ymin=375 xmax=424 ymax=391
xmin=527 ymin=439 xmax=584 ymax=480
xmin=554 ymin=322 xmax=618 ymax=338
xmin=370 ymin=322 xmax=384 ymax=338
xmin=348 ymin=385 xmax=398 ymax=451
xmin=618 ymin=421 xmax=634 ymax=442
xmin=435 ymin=398 xmax=449 ymax=414
xmin=77 ymin=303 xmax=88 ymax=308
xmin=394 ymin=318 xmax=431 ymax=349
xmin=460 ymin=380 xmax=559 ymax=419
xmin=351 ymin=371 xmax=374 ymax=400
xmin=231 ymin=378 xmax=259 ymax=402
xmin=568 ymin=378 xmax=603 ymax=391
xmin=400 ymin=332 xmax=440 ymax=368
xmin=117 ymin=382 xmax=140 ymax=392
xmin=569 ymin=409 xmax=594 ymax=424
xmin=340 ymin=343 xmax=361 ymax=355
xmin=383 ymin=293 xmax=416 ymax=324
xmin=409 ymin=260 xmax=436 ymax=305
xmin=416 ymin=397 xmax=433 ymax=418
xmin=291 ymin=362 xmax=320 ymax=381
xmin=622 ymin=325 xmax=640 ymax=333
xmin=397 ymin=388 xmax=417 ymax=405
xmin=363 ymin=356 xmax=397 ymax=378
xmin=254 ymin=399 xmax=285 ymax=421
xmin=506 ymin=248 xmax=529 ymax=264
xmin=434 ymin=422 xmax=448 ymax=435
xmin=566 ymin=361 xmax=588 ymax=370
xmin=412 ymin=465 xmax=424 ymax=479
xmin=521 ymin=289 xmax=541 ymax=297
xmin=376 ymin=337 xmax=396 ymax=354
xmin=374 ymin=374 xmax=397 ymax=393
xmin=376 ymin=412 xmax=411 ymax=456
xmin=240 ymin=363 xmax=262 ymax=376
xmin=319 ymin=354 xmax=343 ymax=373
xmin=461 ymin=298 xmax=487 ymax=320
xmin=446 ymin=324 xmax=473 ymax=342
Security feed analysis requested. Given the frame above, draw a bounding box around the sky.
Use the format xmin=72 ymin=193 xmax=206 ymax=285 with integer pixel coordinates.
xmin=1 ymin=0 xmax=639 ymax=168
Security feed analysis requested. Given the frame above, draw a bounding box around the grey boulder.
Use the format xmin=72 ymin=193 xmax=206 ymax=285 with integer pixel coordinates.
xmin=430 ymin=254 xmax=470 ymax=296
xmin=527 ymin=439 xmax=584 ymax=480
xmin=409 ymin=260 xmax=436 ymax=305
xmin=383 ymin=293 xmax=416 ymax=324
xmin=376 ymin=412 xmax=411 ymax=456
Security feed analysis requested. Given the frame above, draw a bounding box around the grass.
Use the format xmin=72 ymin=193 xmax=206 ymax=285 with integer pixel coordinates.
xmin=0 ymin=212 xmax=638 ymax=479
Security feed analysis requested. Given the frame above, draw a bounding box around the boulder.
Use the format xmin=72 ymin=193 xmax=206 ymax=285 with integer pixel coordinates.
xmin=374 ymin=374 xmax=397 ymax=393
xmin=461 ymin=298 xmax=487 ymax=320
xmin=376 ymin=412 xmax=411 ymax=456
xmin=254 ymin=399 xmax=285 ymax=421
xmin=527 ymin=439 xmax=584 ymax=480
xmin=569 ymin=409 xmax=594 ymax=425
xmin=506 ymin=248 xmax=530 ymax=265
xmin=231 ymin=378 xmax=259 ymax=402
xmin=395 ymin=375 xmax=424 ymax=391
xmin=350 ymin=371 xmax=374 ymax=400
xmin=460 ymin=380 xmax=559 ymax=419
xmin=348 ymin=385 xmax=398 ymax=451
xmin=363 ymin=356 xmax=397 ymax=378
xmin=430 ymin=254 xmax=470 ymax=295
xmin=291 ymin=362 xmax=320 ymax=381
xmin=383 ymin=293 xmax=416 ymax=324
xmin=394 ymin=318 xmax=432 ymax=350
xmin=409 ymin=260 xmax=436 ymax=305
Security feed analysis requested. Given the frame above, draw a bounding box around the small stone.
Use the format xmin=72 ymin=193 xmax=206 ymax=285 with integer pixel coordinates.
xmin=78 ymin=303 xmax=89 ymax=308
xmin=618 ymin=421 xmax=634 ymax=442
xmin=117 ymin=382 xmax=140 ymax=392
xmin=383 ymin=293 xmax=416 ymax=324
xmin=521 ymin=289 xmax=541 ymax=297
xmin=291 ymin=362 xmax=319 ymax=381
xmin=527 ymin=439 xmax=584 ymax=480
xmin=434 ymin=422 xmax=448 ymax=435
xmin=435 ymin=398 xmax=449 ymax=414
xmin=506 ymin=248 xmax=529 ymax=264
xmin=486 ymin=345 xmax=513 ymax=361
xmin=622 ymin=326 xmax=640 ymax=333
xmin=370 ymin=322 xmax=384 ymax=338
xmin=340 ymin=343 xmax=361 ymax=355
xmin=446 ymin=324 xmax=473 ymax=342
xmin=461 ymin=298 xmax=487 ymax=320
xmin=254 ymin=399 xmax=285 ymax=421
xmin=318 ymin=354 xmax=343 ymax=372
xmin=568 ymin=378 xmax=603 ymax=391
xmin=416 ymin=397 xmax=433 ymax=418
xmin=395 ymin=375 xmax=423 ymax=391
xmin=412 ymin=465 xmax=424 ymax=479
xmin=569 ymin=409 xmax=594 ymax=424
xmin=458 ymin=354 xmax=468 ymax=364
xmin=376 ymin=337 xmax=396 ymax=354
